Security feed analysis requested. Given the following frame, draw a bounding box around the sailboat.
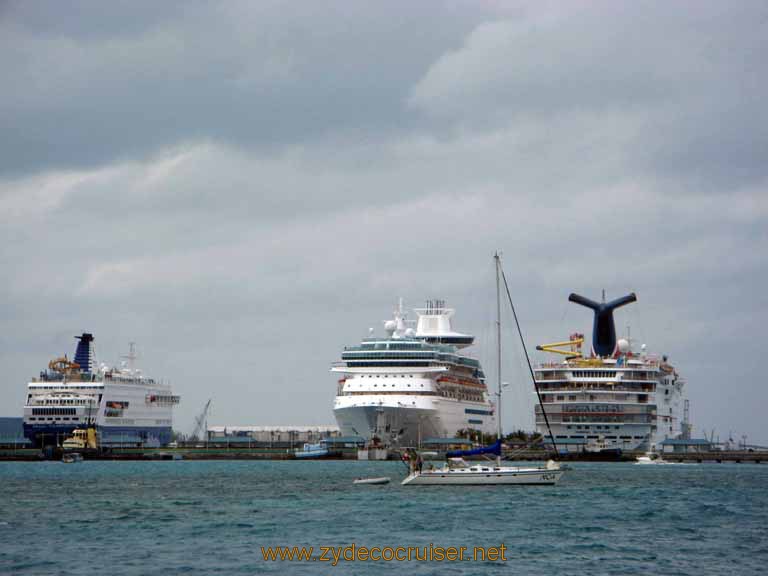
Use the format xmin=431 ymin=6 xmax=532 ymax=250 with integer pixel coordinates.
xmin=401 ymin=253 xmax=565 ymax=486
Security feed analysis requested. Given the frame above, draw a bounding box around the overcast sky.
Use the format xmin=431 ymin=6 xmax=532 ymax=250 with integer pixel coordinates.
xmin=1 ymin=1 xmax=766 ymax=444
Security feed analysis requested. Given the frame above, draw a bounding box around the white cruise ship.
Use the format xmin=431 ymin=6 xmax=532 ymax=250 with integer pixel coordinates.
xmin=332 ymin=300 xmax=496 ymax=446
xmin=534 ymin=293 xmax=688 ymax=453
xmin=23 ymin=333 xmax=179 ymax=448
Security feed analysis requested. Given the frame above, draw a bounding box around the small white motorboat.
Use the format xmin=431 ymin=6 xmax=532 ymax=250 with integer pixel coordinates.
xmin=636 ymin=452 xmax=670 ymax=465
xmin=353 ymin=477 xmax=391 ymax=485
xmin=62 ymin=453 xmax=84 ymax=464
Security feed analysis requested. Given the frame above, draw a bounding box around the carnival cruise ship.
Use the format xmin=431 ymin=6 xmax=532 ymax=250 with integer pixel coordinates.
xmin=23 ymin=333 xmax=179 ymax=447
xmin=332 ymin=300 xmax=496 ymax=446
xmin=534 ymin=293 xmax=687 ymax=453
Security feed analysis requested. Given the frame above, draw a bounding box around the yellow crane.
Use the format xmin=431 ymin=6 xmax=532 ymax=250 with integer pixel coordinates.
xmin=536 ymin=333 xmax=584 ymax=359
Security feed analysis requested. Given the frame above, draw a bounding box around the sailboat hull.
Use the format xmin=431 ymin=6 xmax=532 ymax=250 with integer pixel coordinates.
xmin=401 ymin=466 xmax=564 ymax=486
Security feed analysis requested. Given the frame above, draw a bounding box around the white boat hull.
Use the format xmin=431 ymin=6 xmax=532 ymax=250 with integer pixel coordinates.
xmin=636 ymin=456 xmax=672 ymax=465
xmin=401 ymin=466 xmax=564 ymax=486
xmin=353 ymin=477 xmax=391 ymax=485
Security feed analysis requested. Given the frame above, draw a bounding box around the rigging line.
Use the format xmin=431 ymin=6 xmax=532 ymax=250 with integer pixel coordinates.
xmin=499 ymin=266 xmax=558 ymax=459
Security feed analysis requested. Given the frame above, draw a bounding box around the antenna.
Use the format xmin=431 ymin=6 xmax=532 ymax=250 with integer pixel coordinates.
xmin=494 ymin=252 xmax=502 ymax=467
xmin=122 ymin=342 xmax=137 ymax=372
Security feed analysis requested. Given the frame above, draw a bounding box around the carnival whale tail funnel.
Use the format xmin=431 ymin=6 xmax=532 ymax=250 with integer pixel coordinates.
xmin=568 ymin=292 xmax=637 ymax=357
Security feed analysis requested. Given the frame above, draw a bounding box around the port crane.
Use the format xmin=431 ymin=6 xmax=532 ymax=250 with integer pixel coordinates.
xmin=191 ymin=399 xmax=212 ymax=442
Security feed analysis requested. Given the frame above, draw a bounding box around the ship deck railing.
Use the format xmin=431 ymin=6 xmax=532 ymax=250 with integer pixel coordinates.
xmin=536 ymin=360 xmax=663 ymax=369
xmin=536 ymin=385 xmax=656 ymax=393
xmin=536 ymin=374 xmax=660 ymax=382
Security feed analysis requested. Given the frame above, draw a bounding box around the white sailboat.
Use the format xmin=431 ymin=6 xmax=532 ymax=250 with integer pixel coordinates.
xmin=401 ymin=253 xmax=565 ymax=486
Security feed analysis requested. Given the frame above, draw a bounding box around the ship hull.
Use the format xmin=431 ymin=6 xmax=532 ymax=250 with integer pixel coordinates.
xmin=23 ymin=423 xmax=173 ymax=448
xmin=334 ymin=398 xmax=495 ymax=446
xmin=23 ymin=423 xmax=80 ymax=448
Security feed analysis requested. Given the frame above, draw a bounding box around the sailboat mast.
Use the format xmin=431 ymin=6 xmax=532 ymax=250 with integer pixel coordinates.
xmin=495 ymin=252 xmax=503 ymax=463
xmin=499 ymin=266 xmax=559 ymax=460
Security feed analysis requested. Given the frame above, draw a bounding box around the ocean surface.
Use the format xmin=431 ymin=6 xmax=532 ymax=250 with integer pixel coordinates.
xmin=1 ymin=460 xmax=767 ymax=575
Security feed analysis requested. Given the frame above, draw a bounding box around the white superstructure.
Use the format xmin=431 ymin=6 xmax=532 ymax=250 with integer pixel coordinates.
xmin=534 ymin=292 xmax=687 ymax=453
xmin=23 ymin=334 xmax=179 ymax=447
xmin=332 ymin=300 xmax=496 ymax=446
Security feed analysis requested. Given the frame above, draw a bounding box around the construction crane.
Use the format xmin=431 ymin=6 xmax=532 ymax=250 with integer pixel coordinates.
xmin=191 ymin=399 xmax=212 ymax=442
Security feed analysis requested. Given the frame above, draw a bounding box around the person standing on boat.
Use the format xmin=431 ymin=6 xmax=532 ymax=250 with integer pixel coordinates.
xmin=405 ymin=449 xmax=419 ymax=473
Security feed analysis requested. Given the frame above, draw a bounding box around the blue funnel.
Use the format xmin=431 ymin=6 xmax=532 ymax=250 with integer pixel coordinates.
xmin=569 ymin=293 xmax=636 ymax=357
xmin=74 ymin=333 xmax=95 ymax=373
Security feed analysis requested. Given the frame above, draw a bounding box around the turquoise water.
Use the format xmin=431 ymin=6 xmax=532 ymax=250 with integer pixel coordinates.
xmin=1 ymin=461 xmax=767 ymax=575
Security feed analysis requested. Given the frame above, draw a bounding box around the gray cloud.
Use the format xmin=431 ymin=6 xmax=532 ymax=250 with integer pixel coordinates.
xmin=0 ymin=1 xmax=487 ymax=176
xmin=1 ymin=1 xmax=766 ymax=443
xmin=410 ymin=2 xmax=768 ymax=190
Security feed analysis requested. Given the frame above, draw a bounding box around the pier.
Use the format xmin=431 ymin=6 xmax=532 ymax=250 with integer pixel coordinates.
xmin=2 ymin=444 xmax=767 ymax=463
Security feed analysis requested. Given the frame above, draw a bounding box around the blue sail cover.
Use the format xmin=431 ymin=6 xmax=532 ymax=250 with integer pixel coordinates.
xmin=446 ymin=439 xmax=501 ymax=458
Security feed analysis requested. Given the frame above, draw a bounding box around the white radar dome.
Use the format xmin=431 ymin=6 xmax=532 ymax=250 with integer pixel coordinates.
xmin=617 ymin=339 xmax=630 ymax=353
xmin=384 ymin=320 xmax=397 ymax=333
xmin=404 ymin=328 xmax=415 ymax=338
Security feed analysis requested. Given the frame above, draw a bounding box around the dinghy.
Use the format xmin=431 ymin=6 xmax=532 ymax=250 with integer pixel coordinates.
xmin=353 ymin=477 xmax=391 ymax=485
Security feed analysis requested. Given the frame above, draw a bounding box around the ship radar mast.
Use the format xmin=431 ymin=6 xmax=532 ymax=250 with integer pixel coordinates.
xmin=384 ymin=298 xmax=409 ymax=339
xmin=122 ymin=342 xmax=137 ymax=372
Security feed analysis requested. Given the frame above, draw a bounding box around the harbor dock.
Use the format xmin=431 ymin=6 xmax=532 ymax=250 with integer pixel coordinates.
xmin=2 ymin=445 xmax=767 ymax=463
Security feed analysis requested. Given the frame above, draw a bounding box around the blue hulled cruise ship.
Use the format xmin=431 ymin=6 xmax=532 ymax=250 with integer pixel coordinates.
xmin=23 ymin=334 xmax=179 ymax=448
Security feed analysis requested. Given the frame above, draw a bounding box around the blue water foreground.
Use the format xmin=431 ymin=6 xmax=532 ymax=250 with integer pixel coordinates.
xmin=1 ymin=461 xmax=767 ymax=575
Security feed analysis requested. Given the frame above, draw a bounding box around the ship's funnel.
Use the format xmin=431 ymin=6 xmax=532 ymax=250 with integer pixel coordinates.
xmin=568 ymin=293 xmax=636 ymax=357
xmin=74 ymin=333 xmax=95 ymax=373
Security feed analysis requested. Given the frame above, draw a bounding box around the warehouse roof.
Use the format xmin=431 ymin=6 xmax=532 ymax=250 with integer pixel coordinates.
xmin=208 ymin=425 xmax=340 ymax=433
